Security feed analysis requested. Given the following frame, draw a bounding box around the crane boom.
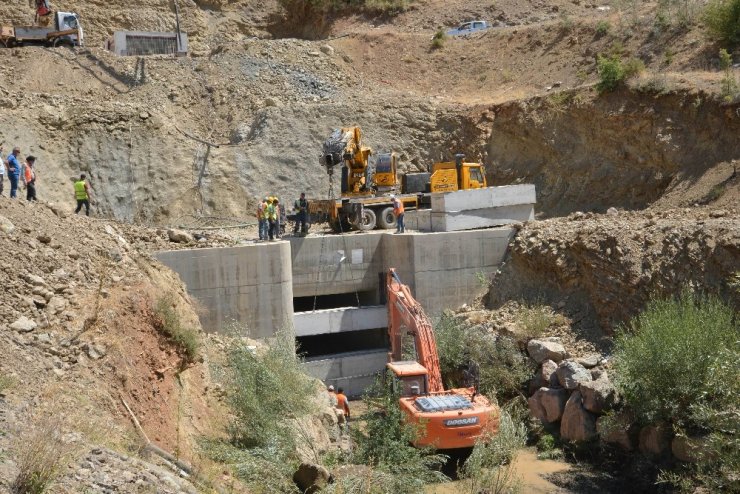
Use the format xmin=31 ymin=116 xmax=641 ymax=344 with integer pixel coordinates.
xmin=387 ymin=269 xmax=444 ymax=393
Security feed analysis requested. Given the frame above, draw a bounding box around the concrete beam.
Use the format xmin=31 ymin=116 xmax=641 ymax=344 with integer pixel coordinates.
xmin=430 ymin=204 xmax=535 ymax=231
xmin=431 ymin=184 xmax=537 ymax=213
xmin=294 ymin=306 xmax=387 ymax=337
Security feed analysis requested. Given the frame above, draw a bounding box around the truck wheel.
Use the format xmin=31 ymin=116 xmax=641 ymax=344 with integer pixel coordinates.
xmin=357 ymin=208 xmax=376 ymax=231
xmin=377 ymin=207 xmax=397 ymax=230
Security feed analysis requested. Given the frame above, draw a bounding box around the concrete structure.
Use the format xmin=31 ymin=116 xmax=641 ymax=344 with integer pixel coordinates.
xmin=156 ymin=226 xmax=517 ymax=394
xmin=294 ymin=306 xmax=386 ymax=337
xmin=155 ymin=242 xmax=292 ymax=338
xmin=107 ymin=31 xmax=188 ymax=57
xmin=303 ymin=350 xmax=388 ymax=397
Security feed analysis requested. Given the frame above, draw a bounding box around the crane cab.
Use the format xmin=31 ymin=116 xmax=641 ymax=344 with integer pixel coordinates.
xmin=429 ymin=154 xmax=487 ymax=192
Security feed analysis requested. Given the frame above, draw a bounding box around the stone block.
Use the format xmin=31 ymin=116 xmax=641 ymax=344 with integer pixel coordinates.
xmin=528 ymin=339 xmax=567 ymax=363
xmin=529 ymin=387 xmax=568 ymax=423
xmin=579 ymin=374 xmax=616 ymax=413
xmin=560 ymin=391 xmax=598 ymax=442
xmin=294 ymin=306 xmax=387 ymax=337
xmin=430 ymin=204 xmax=535 ymax=232
xmin=557 ymin=360 xmax=592 ymax=390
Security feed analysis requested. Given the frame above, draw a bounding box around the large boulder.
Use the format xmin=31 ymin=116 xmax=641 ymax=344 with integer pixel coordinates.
xmin=579 ymin=373 xmax=616 ymax=413
xmin=560 ymin=391 xmax=598 ymax=442
xmin=540 ymin=359 xmax=560 ymax=387
xmin=293 ymin=463 xmax=331 ymax=494
xmin=167 ymin=228 xmax=194 ymax=243
xmin=527 ymin=338 xmax=567 ymax=363
xmin=10 ymin=316 xmax=37 ymax=333
xmin=639 ymin=423 xmax=671 ymax=457
xmin=556 ymin=360 xmax=592 ymax=390
xmin=529 ymin=387 xmax=568 ymax=423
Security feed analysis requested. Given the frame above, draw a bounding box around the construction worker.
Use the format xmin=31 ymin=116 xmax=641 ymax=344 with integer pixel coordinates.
xmin=257 ymin=197 xmax=268 ymax=241
xmin=335 ymin=387 xmax=350 ymax=423
xmin=392 ymin=195 xmax=405 ymax=234
xmin=293 ymin=192 xmax=308 ymax=235
xmin=33 ymin=0 xmax=52 ymax=26
xmin=274 ymin=197 xmax=283 ymax=239
xmin=6 ymin=147 xmax=21 ymax=199
xmin=74 ymin=173 xmax=92 ymax=216
xmin=266 ymin=197 xmax=278 ymax=241
xmin=23 ymin=156 xmax=37 ymax=201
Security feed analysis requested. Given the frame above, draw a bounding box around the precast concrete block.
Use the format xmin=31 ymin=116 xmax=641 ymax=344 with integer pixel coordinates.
xmin=431 ymin=184 xmax=537 ymax=213
xmin=302 ymin=350 xmax=388 ymax=382
xmin=294 ymin=306 xmax=387 ymax=337
xmin=430 ymin=204 xmax=535 ymax=232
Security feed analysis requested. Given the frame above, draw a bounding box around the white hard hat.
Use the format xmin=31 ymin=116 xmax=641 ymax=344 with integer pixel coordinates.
xmin=328 ymin=385 xmax=335 ymax=391
xmin=389 ymin=194 xmax=396 ymax=199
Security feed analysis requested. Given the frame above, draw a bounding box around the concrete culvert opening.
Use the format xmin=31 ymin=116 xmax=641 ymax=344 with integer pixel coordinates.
xmin=297 ymin=327 xmax=387 ymax=359
xmin=293 ymin=290 xmax=378 ymax=312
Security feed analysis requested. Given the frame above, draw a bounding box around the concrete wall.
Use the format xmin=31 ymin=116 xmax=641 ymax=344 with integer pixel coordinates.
xmin=155 ymin=241 xmax=293 ymax=337
xmin=294 ymin=306 xmax=387 ymax=337
xmin=303 ymin=350 xmax=388 ymax=398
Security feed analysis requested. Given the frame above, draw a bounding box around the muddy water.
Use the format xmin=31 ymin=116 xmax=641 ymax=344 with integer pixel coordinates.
xmin=428 ymin=448 xmax=571 ymax=494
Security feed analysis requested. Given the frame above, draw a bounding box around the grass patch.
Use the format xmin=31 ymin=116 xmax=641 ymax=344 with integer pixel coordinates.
xmin=0 ymin=373 xmax=14 ymax=394
xmin=595 ymin=20 xmax=611 ymax=36
xmin=431 ymin=28 xmax=446 ymax=50
xmin=536 ymin=433 xmax=564 ymax=460
xmin=596 ymin=53 xmax=645 ymax=92
xmin=516 ymin=304 xmax=563 ymax=338
xmin=12 ymin=422 xmax=78 ymax=494
xmin=153 ymin=294 xmax=199 ymax=363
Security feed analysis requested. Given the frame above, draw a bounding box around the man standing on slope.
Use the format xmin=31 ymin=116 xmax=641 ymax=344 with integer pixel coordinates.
xmin=7 ymin=147 xmax=22 ymax=199
xmin=74 ymin=173 xmax=92 ymax=216
xmin=0 ymin=143 xmax=5 ymax=197
xmin=23 ymin=156 xmax=37 ymax=201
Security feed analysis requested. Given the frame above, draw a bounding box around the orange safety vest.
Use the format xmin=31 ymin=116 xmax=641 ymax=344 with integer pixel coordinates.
xmin=336 ymin=393 xmax=350 ymax=416
xmin=393 ymin=200 xmax=404 ymax=216
xmin=24 ymin=165 xmax=34 ymax=183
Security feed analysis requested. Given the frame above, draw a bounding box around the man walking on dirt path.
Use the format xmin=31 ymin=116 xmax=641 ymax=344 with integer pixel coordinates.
xmin=74 ymin=173 xmax=92 ymax=216
xmin=294 ymin=192 xmax=309 ymax=236
xmin=7 ymin=147 xmax=21 ymax=199
xmin=23 ymin=156 xmax=37 ymax=201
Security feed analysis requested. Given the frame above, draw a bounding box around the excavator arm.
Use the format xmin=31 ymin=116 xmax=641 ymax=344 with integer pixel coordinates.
xmin=386 ymin=268 xmax=444 ymax=393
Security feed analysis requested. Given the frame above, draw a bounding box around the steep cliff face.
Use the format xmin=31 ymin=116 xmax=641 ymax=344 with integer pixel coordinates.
xmin=484 ymin=89 xmax=740 ymax=216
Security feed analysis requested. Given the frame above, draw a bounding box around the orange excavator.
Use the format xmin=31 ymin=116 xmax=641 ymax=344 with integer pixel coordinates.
xmin=386 ymin=268 xmax=500 ymax=449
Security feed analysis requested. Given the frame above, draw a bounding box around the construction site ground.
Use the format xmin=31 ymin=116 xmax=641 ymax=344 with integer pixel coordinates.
xmin=0 ymin=0 xmax=738 ymax=492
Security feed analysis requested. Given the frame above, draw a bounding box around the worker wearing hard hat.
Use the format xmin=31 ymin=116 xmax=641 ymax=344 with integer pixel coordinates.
xmin=267 ymin=197 xmax=278 ymax=241
xmin=391 ymin=195 xmax=405 ymax=234
xmin=257 ymin=197 xmax=268 ymax=241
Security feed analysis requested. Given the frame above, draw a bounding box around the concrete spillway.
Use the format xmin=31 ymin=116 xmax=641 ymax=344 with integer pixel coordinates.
xmin=156 ymin=227 xmax=516 ymax=395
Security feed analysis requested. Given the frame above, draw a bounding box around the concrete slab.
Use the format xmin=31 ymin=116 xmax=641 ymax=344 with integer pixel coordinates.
xmin=431 ymin=184 xmax=537 ymax=213
xmin=294 ymin=306 xmax=387 ymax=337
xmin=430 ymin=204 xmax=535 ymax=231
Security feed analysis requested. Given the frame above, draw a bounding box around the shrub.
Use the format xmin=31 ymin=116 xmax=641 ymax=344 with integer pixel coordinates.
xmin=595 ymin=20 xmax=611 ymax=36
xmin=536 ymin=433 xmax=564 ymax=460
xmin=596 ymin=54 xmax=626 ymax=92
xmin=612 ymin=289 xmax=737 ymax=427
xmin=435 ymin=314 xmax=532 ymax=403
xmin=431 ymin=29 xmax=446 ymax=50
xmin=459 ymin=409 xmax=527 ymax=493
xmin=0 ymin=373 xmax=14 ymax=394
xmin=153 ymin=295 xmax=199 ymax=363
xmin=226 ymin=330 xmax=316 ymax=450
xmin=702 ymin=0 xmax=740 ymax=48
xmin=517 ymin=304 xmax=558 ymax=338
xmin=350 ymin=372 xmax=448 ymax=493
xmin=12 ymin=422 xmax=77 ymax=494
xmin=719 ymin=48 xmax=739 ymax=101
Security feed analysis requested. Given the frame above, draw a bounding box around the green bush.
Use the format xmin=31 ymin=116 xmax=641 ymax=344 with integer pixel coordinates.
xmin=153 ymin=295 xmax=199 ymax=363
xmin=349 ymin=372 xmax=448 ymax=493
xmin=226 ymin=330 xmax=316 ymax=450
xmin=536 ymin=433 xmax=564 ymax=460
xmin=596 ymin=54 xmax=626 ymax=92
xmin=0 ymin=373 xmax=14 ymax=395
xmin=595 ymin=20 xmax=611 ymax=36
xmin=702 ymin=0 xmax=740 ymax=48
xmin=435 ymin=314 xmax=532 ymax=403
xmin=719 ymin=48 xmax=739 ymax=101
xmin=612 ymin=289 xmax=737 ymax=427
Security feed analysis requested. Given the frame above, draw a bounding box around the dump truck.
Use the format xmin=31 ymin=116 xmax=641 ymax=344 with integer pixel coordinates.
xmin=385 ymin=268 xmax=499 ymax=449
xmin=314 ymin=126 xmax=488 ymax=232
xmin=0 ymin=11 xmax=84 ymax=48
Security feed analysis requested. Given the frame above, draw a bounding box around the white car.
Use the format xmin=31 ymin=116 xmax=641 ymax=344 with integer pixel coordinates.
xmin=446 ymin=20 xmax=489 ymax=37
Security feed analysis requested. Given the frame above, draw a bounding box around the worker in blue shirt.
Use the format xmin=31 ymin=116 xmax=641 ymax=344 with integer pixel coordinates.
xmin=6 ymin=147 xmax=22 ymax=199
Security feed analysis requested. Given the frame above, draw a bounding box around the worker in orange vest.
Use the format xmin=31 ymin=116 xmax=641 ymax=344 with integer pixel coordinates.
xmin=23 ymin=156 xmax=37 ymax=202
xmin=392 ymin=196 xmax=405 ymax=234
xmin=335 ymin=387 xmax=350 ymax=423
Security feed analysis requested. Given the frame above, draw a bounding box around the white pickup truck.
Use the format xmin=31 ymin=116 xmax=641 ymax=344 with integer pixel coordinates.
xmin=0 ymin=11 xmax=83 ymax=48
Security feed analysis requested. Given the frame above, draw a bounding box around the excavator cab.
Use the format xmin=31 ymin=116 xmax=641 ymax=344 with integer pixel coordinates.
xmin=387 ymin=361 xmax=428 ymax=397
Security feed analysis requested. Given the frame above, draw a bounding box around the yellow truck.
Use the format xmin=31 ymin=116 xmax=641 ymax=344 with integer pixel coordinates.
xmin=315 ymin=149 xmax=487 ymax=232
